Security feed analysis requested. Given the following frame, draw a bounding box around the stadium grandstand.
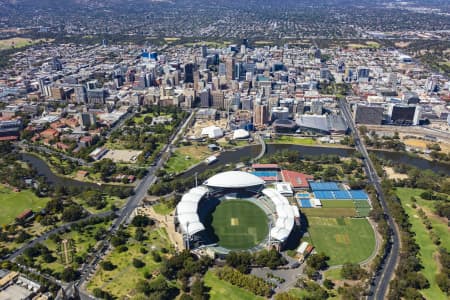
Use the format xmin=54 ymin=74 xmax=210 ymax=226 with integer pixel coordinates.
xmin=175 ymin=171 xmax=299 ymax=253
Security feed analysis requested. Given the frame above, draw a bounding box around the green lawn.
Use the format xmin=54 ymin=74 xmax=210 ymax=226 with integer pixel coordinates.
xmin=396 ymin=187 xmax=448 ymax=300
xmin=165 ymin=144 xmax=211 ymax=174
xmin=133 ymin=112 xmax=155 ymax=125
xmin=0 ymin=37 xmax=47 ymax=50
xmin=204 ymin=270 xmax=264 ymax=300
xmin=324 ymin=267 xmax=343 ymax=280
xmin=0 ymin=185 xmax=50 ymax=225
xmin=211 ymin=200 xmax=268 ymax=250
xmin=269 ymin=136 xmax=317 ymax=145
xmin=153 ymin=202 xmax=175 ymax=215
xmin=303 ymin=217 xmax=375 ymax=266
xmin=87 ymin=227 xmax=173 ymax=298
xmin=321 ymin=200 xmax=355 ymax=208
xmin=301 ymin=208 xmax=357 ymax=218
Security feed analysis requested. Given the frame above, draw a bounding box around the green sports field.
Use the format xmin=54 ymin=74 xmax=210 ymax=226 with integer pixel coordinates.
xmin=303 ymin=217 xmax=375 ymax=266
xmin=321 ymin=200 xmax=355 ymax=208
xmin=0 ymin=185 xmax=50 ymax=225
xmin=211 ymin=200 xmax=268 ymax=250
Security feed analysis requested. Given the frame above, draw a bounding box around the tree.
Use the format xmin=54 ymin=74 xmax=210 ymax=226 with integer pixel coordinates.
xmin=93 ymin=288 xmax=114 ymax=300
xmin=179 ymin=294 xmax=194 ymax=300
xmin=133 ymin=258 xmax=145 ymax=268
xmin=135 ymin=227 xmax=146 ymax=241
xmin=101 ymin=261 xmax=116 ymax=271
xmin=436 ymin=273 xmax=450 ymax=294
xmin=338 ymin=283 xmax=365 ymax=300
xmin=225 ymin=251 xmax=253 ymax=273
xmin=61 ymin=205 xmax=84 ymax=222
xmin=254 ymin=248 xmax=287 ymax=269
xmin=132 ymin=215 xmax=152 ymax=227
xmin=60 ymin=267 xmax=80 ymax=282
xmin=42 ymin=252 xmax=56 ymax=263
xmin=306 ymin=252 xmax=329 ymax=271
xmin=191 ymin=278 xmax=208 ymax=300
xmin=275 ymin=292 xmax=300 ymax=300
xmin=341 ymin=263 xmax=367 ymax=280
xmin=323 ymin=278 xmax=334 ymax=289
xmin=152 ymin=251 xmax=162 ymax=262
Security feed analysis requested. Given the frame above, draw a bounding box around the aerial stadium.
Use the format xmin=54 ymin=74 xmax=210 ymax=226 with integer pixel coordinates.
xmin=175 ymin=171 xmax=300 ymax=255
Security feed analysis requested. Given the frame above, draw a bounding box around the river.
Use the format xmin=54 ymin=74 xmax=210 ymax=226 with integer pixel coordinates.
xmin=180 ymin=144 xmax=450 ymax=178
xmin=21 ymin=144 xmax=450 ymax=188
xmin=21 ymin=153 xmax=117 ymax=190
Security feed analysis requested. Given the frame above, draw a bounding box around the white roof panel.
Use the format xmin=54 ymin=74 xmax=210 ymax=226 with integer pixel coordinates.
xmin=204 ymin=171 xmax=265 ymax=188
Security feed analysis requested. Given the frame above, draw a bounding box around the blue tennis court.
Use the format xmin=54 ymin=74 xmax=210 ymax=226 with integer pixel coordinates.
xmin=299 ymin=199 xmax=312 ymax=208
xmin=297 ymin=193 xmax=310 ymax=198
xmin=251 ymin=171 xmax=278 ymax=177
xmin=309 ymin=182 xmax=340 ymax=191
xmin=314 ymin=191 xmax=334 ymax=199
xmin=349 ymin=190 xmax=369 ymax=200
xmin=333 ymin=190 xmax=352 ymax=199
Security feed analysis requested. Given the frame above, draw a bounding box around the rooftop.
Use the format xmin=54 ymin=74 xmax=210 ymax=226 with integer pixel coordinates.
xmin=204 ymin=171 xmax=265 ymax=188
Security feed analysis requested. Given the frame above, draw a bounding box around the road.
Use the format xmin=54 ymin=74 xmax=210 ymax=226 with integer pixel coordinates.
xmin=339 ymin=98 xmax=400 ymax=300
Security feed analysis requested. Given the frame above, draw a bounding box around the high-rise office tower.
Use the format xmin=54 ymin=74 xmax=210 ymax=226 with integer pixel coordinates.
xmin=201 ymin=45 xmax=208 ymax=58
xmin=357 ymin=67 xmax=370 ymax=82
xmin=74 ymin=85 xmax=87 ymax=104
xmin=184 ymin=63 xmax=195 ymax=84
xmin=211 ymin=91 xmax=225 ymax=109
xmin=253 ymin=103 xmax=268 ymax=127
xmin=199 ymin=88 xmax=210 ymax=108
xmin=226 ymin=57 xmax=236 ymax=81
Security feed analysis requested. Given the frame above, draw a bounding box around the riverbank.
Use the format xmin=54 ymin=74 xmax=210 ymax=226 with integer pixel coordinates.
xmin=21 ymin=152 xmax=133 ymax=190
xmin=367 ymin=146 xmax=450 ymax=166
xmin=20 ymin=143 xmax=450 ymax=191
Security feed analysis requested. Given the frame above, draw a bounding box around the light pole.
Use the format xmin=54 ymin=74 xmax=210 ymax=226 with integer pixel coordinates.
xmin=268 ymin=220 xmax=272 ymax=249
xmin=185 ymin=222 xmax=190 ymax=250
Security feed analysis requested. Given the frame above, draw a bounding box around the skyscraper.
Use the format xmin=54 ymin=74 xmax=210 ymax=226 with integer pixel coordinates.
xmin=211 ymin=91 xmax=225 ymax=109
xmin=201 ymin=45 xmax=208 ymax=58
xmin=226 ymin=57 xmax=236 ymax=81
xmin=199 ymin=88 xmax=210 ymax=108
xmin=74 ymin=85 xmax=87 ymax=104
xmin=184 ymin=63 xmax=195 ymax=84
xmin=357 ymin=67 xmax=370 ymax=82
xmin=254 ymin=103 xmax=268 ymax=127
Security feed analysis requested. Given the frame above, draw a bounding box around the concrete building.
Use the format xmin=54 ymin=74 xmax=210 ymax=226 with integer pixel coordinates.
xmin=253 ymin=103 xmax=269 ymax=128
xmin=199 ymin=88 xmax=210 ymax=108
xmin=211 ymin=91 xmax=225 ymax=109
xmin=226 ymin=57 xmax=236 ymax=81
xmin=354 ymin=104 xmax=385 ymax=125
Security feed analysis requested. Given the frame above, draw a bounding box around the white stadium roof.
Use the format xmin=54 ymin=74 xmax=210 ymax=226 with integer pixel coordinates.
xmin=176 ymin=173 xmax=297 ymax=245
xmin=204 ymin=171 xmax=265 ymax=188
xmin=262 ymin=188 xmax=296 ymax=243
xmin=176 ymin=186 xmax=209 ymax=236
